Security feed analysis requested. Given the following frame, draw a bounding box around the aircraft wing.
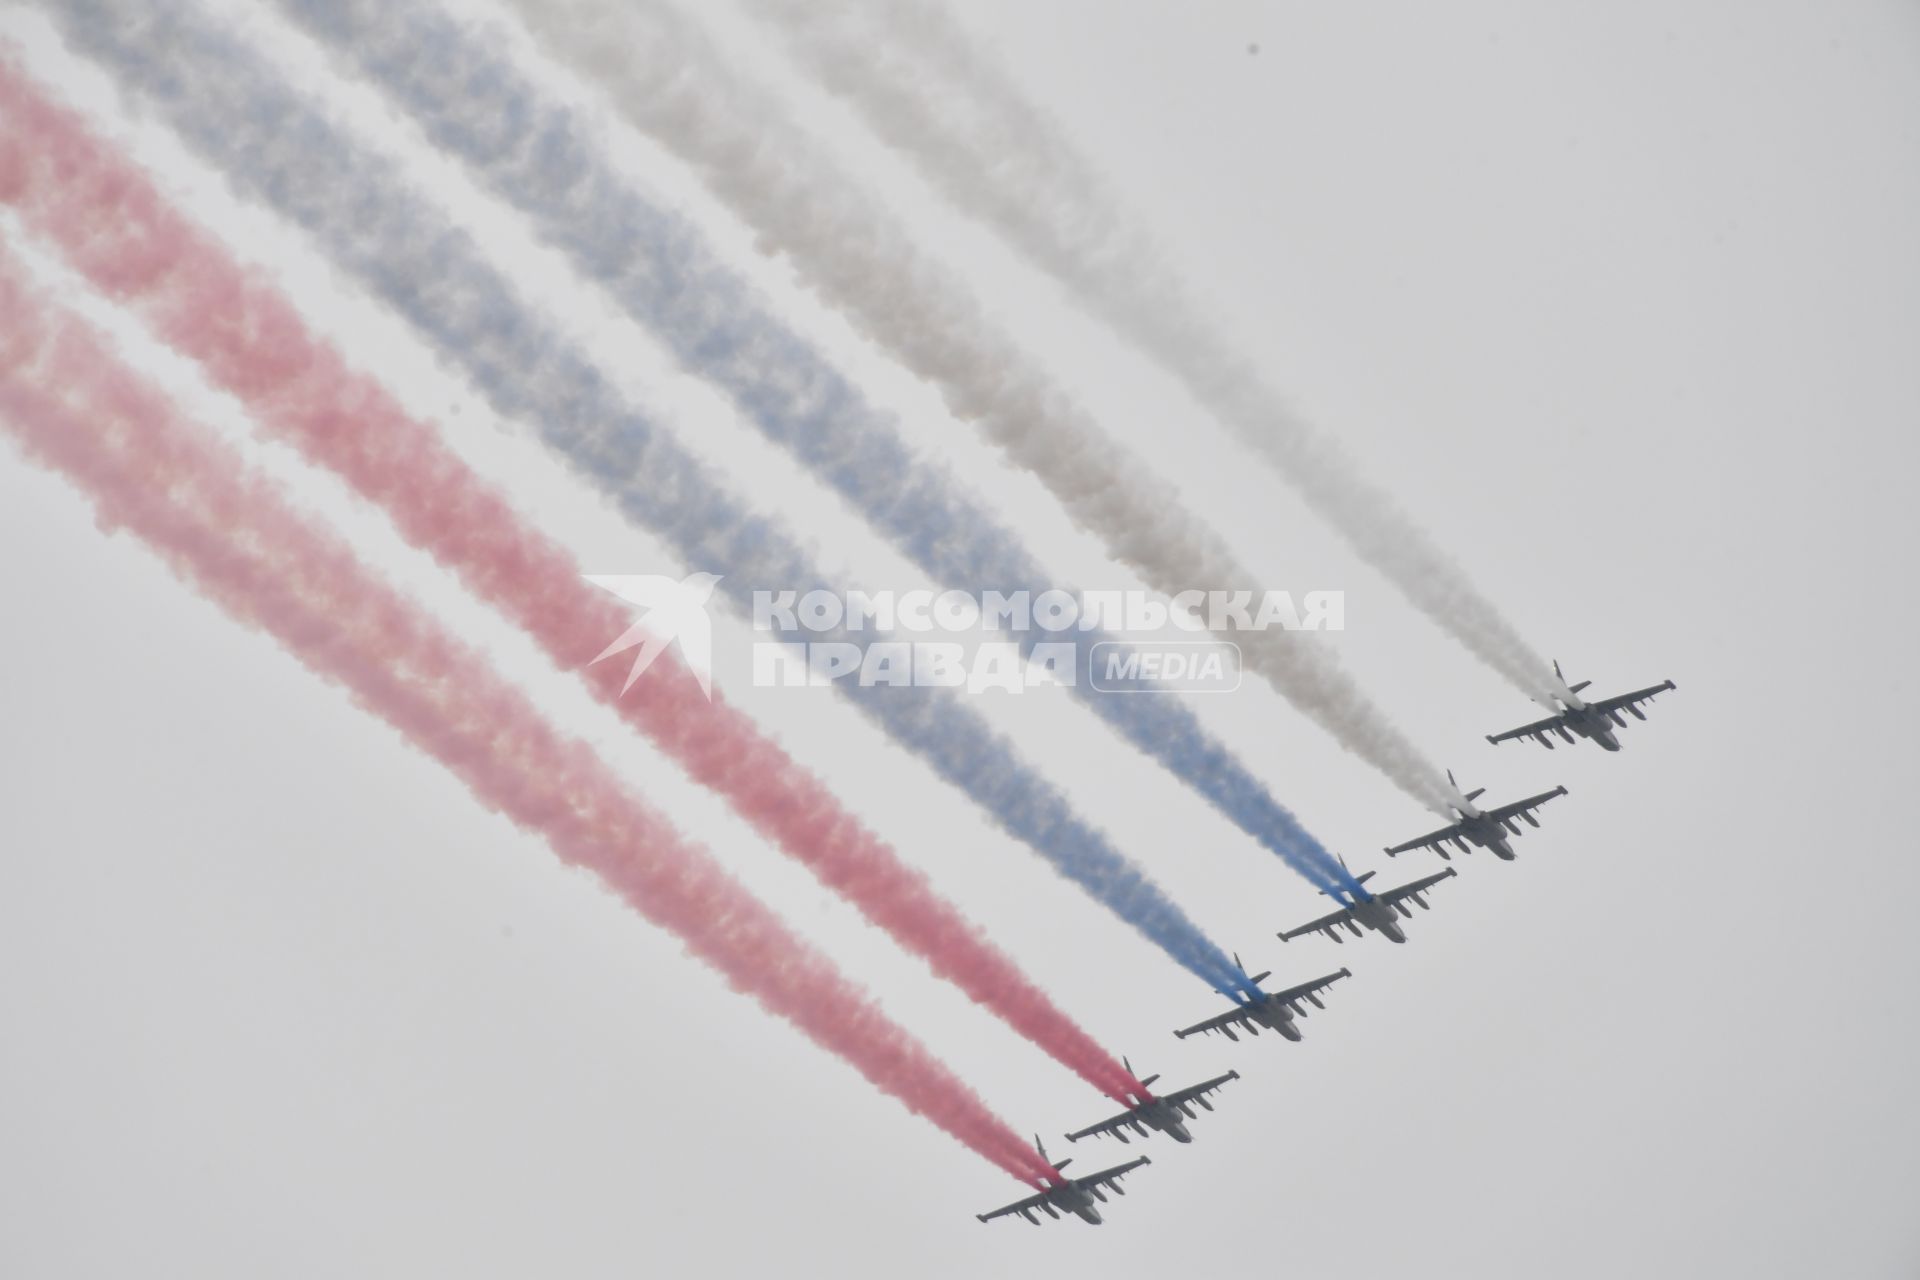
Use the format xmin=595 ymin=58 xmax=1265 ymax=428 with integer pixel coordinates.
xmin=1064 ymin=1109 xmax=1143 ymax=1143
xmin=1487 ymin=712 xmax=1569 ymax=747
xmin=1278 ymin=903 xmax=1359 ymax=943
xmin=1173 ymin=1003 xmax=1264 ymax=1042
xmin=1156 ymin=1070 xmax=1240 ymax=1110
xmin=975 ymin=1188 xmax=1054 ymax=1224
xmin=1587 ymin=680 xmax=1677 ymax=723
xmin=1266 ymin=967 xmax=1354 ymax=1012
xmin=1384 ymin=817 xmax=1469 ymax=857
xmin=1077 ymin=1155 xmax=1151 ymax=1197
xmin=1484 ymin=785 xmax=1569 ymax=828
xmin=1376 ymin=867 xmax=1458 ymax=909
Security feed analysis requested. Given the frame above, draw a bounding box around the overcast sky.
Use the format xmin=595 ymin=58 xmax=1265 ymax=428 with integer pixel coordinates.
xmin=2 ymin=1 xmax=1917 ymax=1275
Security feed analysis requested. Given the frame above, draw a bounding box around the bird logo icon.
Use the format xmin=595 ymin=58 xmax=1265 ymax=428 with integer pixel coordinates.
xmin=582 ymin=572 xmax=724 ymax=699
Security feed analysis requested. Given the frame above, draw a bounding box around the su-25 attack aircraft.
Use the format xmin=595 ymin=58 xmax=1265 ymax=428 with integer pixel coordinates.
xmin=975 ymin=1138 xmax=1149 ymax=1226
xmin=1174 ymin=958 xmax=1353 ymax=1043
xmin=1385 ymin=771 xmax=1568 ymax=861
xmin=1278 ymin=865 xmax=1457 ymax=945
xmin=1064 ymin=1058 xmax=1239 ymax=1145
xmin=1488 ymin=661 xmax=1677 ymax=752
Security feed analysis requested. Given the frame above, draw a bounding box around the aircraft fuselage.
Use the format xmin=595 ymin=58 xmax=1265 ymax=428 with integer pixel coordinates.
xmin=1457 ymin=811 xmax=1518 ymax=859
xmin=1141 ymin=1102 xmax=1193 ymax=1143
xmin=1561 ymin=702 xmax=1623 ymax=750
xmin=1251 ymin=999 xmax=1305 ymax=1040
xmin=1055 ymin=1184 xmax=1103 ymax=1223
xmin=1350 ymin=896 xmax=1409 ymax=943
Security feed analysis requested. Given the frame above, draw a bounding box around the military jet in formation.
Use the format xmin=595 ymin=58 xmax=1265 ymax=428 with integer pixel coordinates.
xmin=975 ymin=1139 xmax=1149 ymax=1226
xmin=1278 ymin=867 xmax=1457 ymax=945
xmin=1488 ymin=662 xmax=1677 ymax=753
xmin=977 ymin=666 xmax=1675 ymax=1224
xmin=1385 ymin=771 xmax=1568 ymax=861
xmin=1065 ymin=1059 xmax=1240 ymax=1145
xmin=1174 ymin=962 xmax=1352 ymax=1043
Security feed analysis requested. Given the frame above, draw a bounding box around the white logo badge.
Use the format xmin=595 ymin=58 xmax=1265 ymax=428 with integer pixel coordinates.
xmin=584 ymin=572 xmax=723 ymax=699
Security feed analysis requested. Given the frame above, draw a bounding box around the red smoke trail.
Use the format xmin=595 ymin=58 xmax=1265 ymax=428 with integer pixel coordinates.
xmin=0 ymin=255 xmax=1055 ymax=1188
xmin=0 ymin=57 xmax=1144 ymax=1107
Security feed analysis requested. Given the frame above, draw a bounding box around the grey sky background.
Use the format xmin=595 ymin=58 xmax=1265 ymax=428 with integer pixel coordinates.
xmin=2 ymin=1 xmax=1917 ymax=1276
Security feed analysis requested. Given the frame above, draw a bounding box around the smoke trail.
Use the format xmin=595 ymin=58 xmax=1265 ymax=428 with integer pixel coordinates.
xmin=0 ymin=256 xmax=1056 ymax=1188
xmin=269 ymin=0 xmax=1348 ymax=893
xmin=745 ymin=0 xmax=1567 ymax=706
xmin=0 ymin=60 xmax=1145 ymax=1104
xmin=488 ymin=0 xmax=1460 ymax=813
xmin=35 ymin=0 xmax=1253 ymax=995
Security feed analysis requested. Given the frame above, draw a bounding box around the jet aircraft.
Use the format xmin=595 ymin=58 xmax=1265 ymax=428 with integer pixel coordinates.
xmin=1278 ymin=867 xmax=1457 ymax=945
xmin=1064 ymin=1059 xmax=1239 ymax=1145
xmin=1488 ymin=661 xmax=1676 ymax=752
xmin=1174 ymin=960 xmax=1353 ymax=1043
xmin=1385 ymin=771 xmax=1567 ymax=861
xmin=975 ymin=1139 xmax=1149 ymax=1226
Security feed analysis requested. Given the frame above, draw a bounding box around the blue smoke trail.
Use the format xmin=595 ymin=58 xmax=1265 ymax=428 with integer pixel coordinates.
xmin=274 ymin=0 xmax=1350 ymax=895
xmin=43 ymin=0 xmax=1255 ymax=994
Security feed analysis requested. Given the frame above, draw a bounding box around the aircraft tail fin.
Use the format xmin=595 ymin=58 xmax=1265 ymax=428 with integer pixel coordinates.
xmin=1322 ymin=857 xmax=1374 ymax=896
xmin=1447 ymin=768 xmax=1485 ymax=805
xmin=1554 ymin=659 xmax=1593 ymax=697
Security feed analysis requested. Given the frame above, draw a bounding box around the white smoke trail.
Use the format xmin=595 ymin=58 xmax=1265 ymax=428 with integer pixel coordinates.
xmin=499 ymin=0 xmax=1459 ymax=810
xmin=742 ymin=0 xmax=1568 ymax=708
